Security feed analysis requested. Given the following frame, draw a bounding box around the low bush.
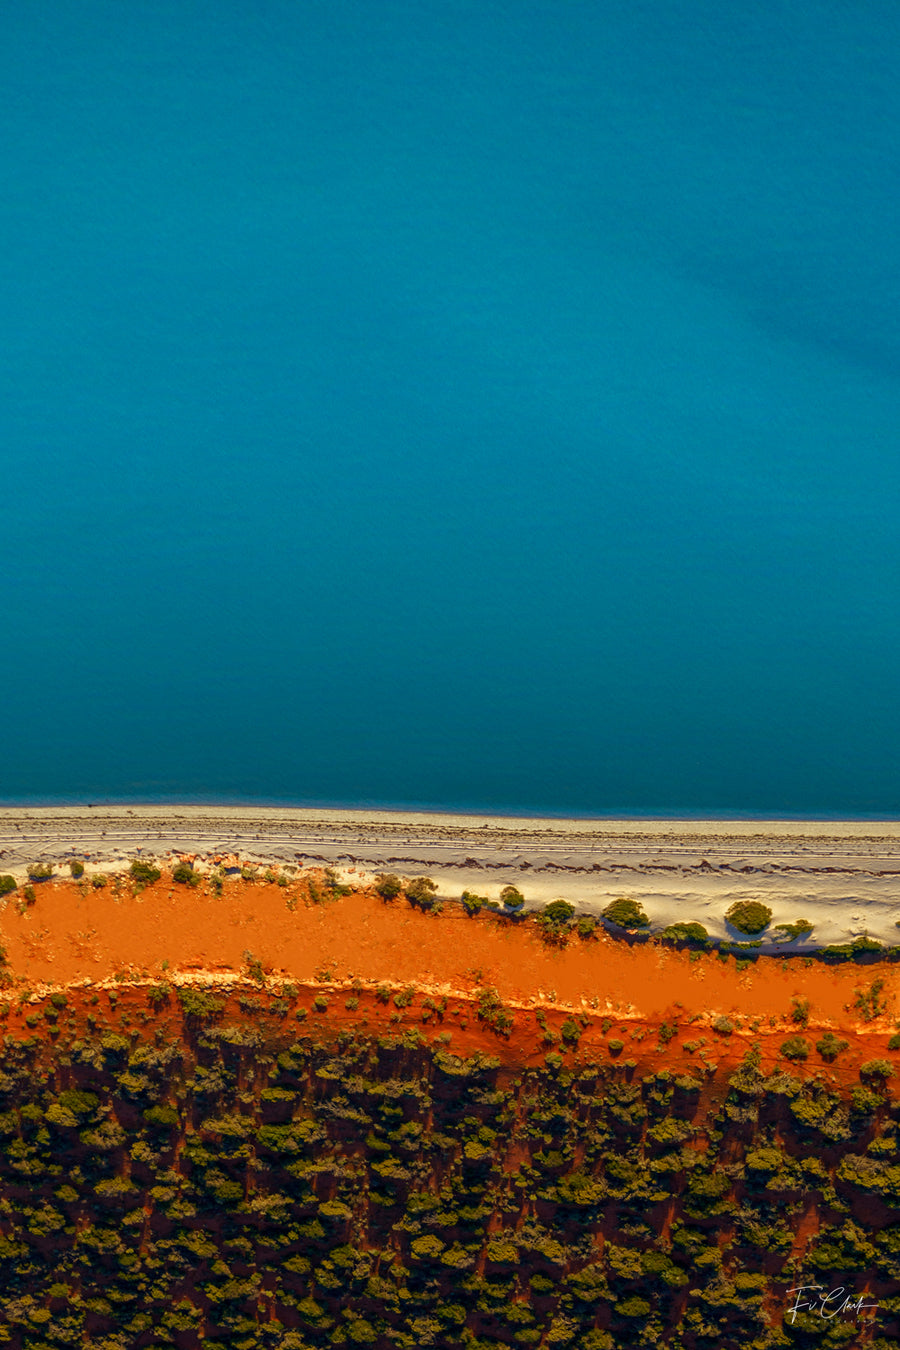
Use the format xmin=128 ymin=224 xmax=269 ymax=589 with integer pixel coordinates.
xmin=69 ymin=860 xmax=85 ymax=879
xmin=774 ymin=919 xmax=814 ymax=941
xmin=781 ymin=1036 xmax=810 ymax=1062
xmin=0 ymin=876 xmax=16 ymax=897
xmin=27 ymin=862 xmax=53 ymax=881
xmin=476 ymin=986 xmax=514 ymax=1036
xmin=725 ymin=901 xmax=772 ymax=935
xmin=323 ymin=866 xmax=352 ymax=897
xmin=819 ymin=936 xmax=885 ymax=963
xmin=854 ymin=978 xmax=888 ymax=1023
xmin=461 ymin=891 xmax=486 ymax=917
xmin=177 ymin=987 xmax=224 ymax=1020
xmin=658 ymin=921 xmax=709 ymax=946
xmin=374 ymin=874 xmax=403 ymax=902
xmin=130 ymin=860 xmax=161 ymax=885
xmin=860 ymin=1059 xmax=895 ymax=1080
xmin=172 ymin=862 xmax=200 ymax=887
xmin=791 ymin=997 xmax=811 ymax=1027
xmin=602 ymin=897 xmax=649 ymax=929
xmin=535 ymin=900 xmax=575 ymax=944
xmin=91 ymin=873 xmax=107 ymax=888
xmin=405 ymin=877 xmax=438 ymax=911
xmin=500 ymin=885 xmax=526 ymax=911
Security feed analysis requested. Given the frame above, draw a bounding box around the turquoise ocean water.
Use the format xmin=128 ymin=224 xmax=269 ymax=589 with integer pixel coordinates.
xmin=2 ymin=1 xmax=900 ymax=816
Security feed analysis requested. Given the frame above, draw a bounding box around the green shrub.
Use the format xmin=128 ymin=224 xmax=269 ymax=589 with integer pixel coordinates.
xmin=561 ymin=1018 xmax=581 ymax=1046
xmin=791 ymin=997 xmax=811 ymax=1026
xmin=712 ymin=1016 xmax=734 ymax=1035
xmin=176 ymin=987 xmax=224 ymax=1019
xmin=854 ymin=978 xmax=888 ymax=1022
xmin=725 ymin=901 xmax=772 ymax=935
xmin=319 ymin=866 xmax=349 ymax=897
xmin=243 ymin=951 xmax=266 ymax=985
xmin=23 ymin=884 xmax=36 ymax=905
xmin=602 ymin=897 xmax=649 ymax=929
xmin=781 ymin=1036 xmax=810 ymax=1061
xmin=27 ymin=862 xmax=53 ymax=880
xmin=405 ymin=877 xmax=438 ymax=910
xmin=500 ymin=885 xmax=525 ymax=911
xmin=577 ymin=915 xmax=599 ymax=939
xmin=91 ymin=873 xmax=107 ymax=888
xmin=816 ymin=1031 xmax=849 ymax=1061
xmin=535 ymin=900 xmax=575 ymax=943
xmin=144 ymin=1105 xmax=178 ymax=1129
xmin=374 ymin=873 xmax=403 ymax=902
xmin=888 ymin=1032 xmax=900 ymax=1051
xmin=774 ymin=919 xmax=814 ymax=941
xmin=476 ymin=986 xmax=514 ymax=1036
xmin=860 ymin=1059 xmax=895 ymax=1080
xmin=313 ymin=995 xmax=329 ymax=1013
xmin=130 ymin=860 xmax=161 ymax=885
xmin=69 ymin=860 xmax=85 ymax=878
xmin=608 ymin=1039 xmax=624 ymax=1055
xmin=0 ymin=875 xmax=16 ymax=896
xmin=659 ymin=921 xmax=709 ymax=945
xmin=461 ymin=891 xmax=486 ymax=917
xmin=172 ymin=862 xmax=200 ymax=887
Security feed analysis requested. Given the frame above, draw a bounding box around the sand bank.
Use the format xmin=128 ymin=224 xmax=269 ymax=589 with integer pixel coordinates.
xmin=1 ymin=804 xmax=900 ymax=948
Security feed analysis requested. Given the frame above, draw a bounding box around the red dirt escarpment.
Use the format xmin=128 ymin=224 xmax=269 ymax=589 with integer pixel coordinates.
xmin=0 ymin=873 xmax=897 ymax=1092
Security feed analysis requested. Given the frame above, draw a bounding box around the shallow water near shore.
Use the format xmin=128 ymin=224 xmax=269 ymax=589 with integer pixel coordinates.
xmin=3 ymin=3 xmax=900 ymax=815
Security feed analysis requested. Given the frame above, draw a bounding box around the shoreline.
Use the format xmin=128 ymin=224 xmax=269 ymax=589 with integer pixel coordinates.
xmin=2 ymin=804 xmax=900 ymax=951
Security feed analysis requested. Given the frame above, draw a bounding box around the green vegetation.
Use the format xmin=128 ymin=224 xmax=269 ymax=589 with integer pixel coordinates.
xmin=854 ymin=976 xmax=889 ymax=1022
xmin=460 ymin=890 xmax=487 ymax=917
xmin=774 ymin=918 xmax=814 ymax=941
xmin=129 ymin=859 xmax=161 ymax=885
xmin=499 ymin=884 xmax=526 ymax=911
xmin=0 ymin=974 xmax=892 ymax=1348
xmin=26 ymin=862 xmax=53 ymax=880
xmin=535 ymin=899 xmax=575 ymax=944
xmin=374 ymin=873 xmax=403 ymax=902
xmin=602 ymin=897 xmax=649 ymax=929
xmin=323 ymin=866 xmax=352 ymax=897
xmin=724 ymin=901 xmax=772 ymax=935
xmin=405 ymin=876 xmax=438 ymax=911
xmin=658 ymin=921 xmax=709 ymax=947
xmin=475 ymin=985 xmax=514 ymax=1037
xmin=0 ymin=875 xmax=16 ymax=897
xmin=68 ymin=860 xmax=85 ymax=878
xmin=172 ymin=861 xmax=200 ymax=887
xmin=780 ymin=1035 xmax=811 ymax=1061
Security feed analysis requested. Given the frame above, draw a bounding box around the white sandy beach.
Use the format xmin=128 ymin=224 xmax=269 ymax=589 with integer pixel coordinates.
xmin=1 ymin=805 xmax=899 ymax=951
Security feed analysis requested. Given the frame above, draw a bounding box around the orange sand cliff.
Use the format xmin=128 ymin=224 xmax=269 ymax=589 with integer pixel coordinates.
xmin=1 ymin=875 xmax=897 ymax=1094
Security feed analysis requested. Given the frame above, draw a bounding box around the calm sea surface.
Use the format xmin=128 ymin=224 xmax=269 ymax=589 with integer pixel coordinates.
xmin=2 ymin=1 xmax=900 ymax=815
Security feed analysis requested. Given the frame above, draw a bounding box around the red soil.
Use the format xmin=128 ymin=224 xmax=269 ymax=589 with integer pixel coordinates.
xmin=2 ymin=876 xmax=898 ymax=1091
